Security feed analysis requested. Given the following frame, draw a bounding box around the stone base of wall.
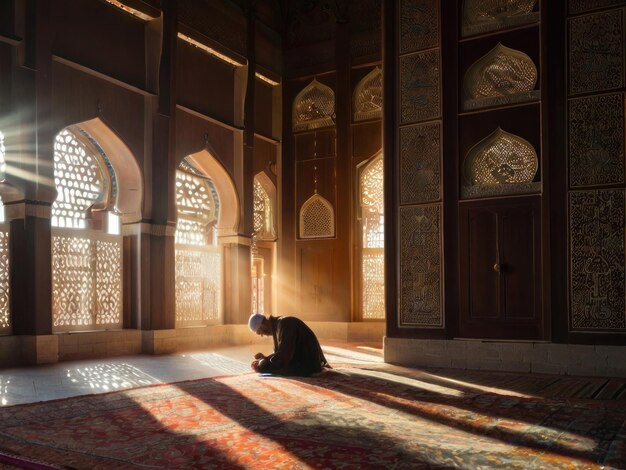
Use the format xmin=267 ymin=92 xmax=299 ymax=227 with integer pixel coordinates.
xmin=384 ymin=337 xmax=626 ymax=378
xmin=0 ymin=321 xmax=386 ymax=366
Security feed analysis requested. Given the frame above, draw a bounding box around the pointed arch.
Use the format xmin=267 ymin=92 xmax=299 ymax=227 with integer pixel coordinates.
xmin=353 ymin=67 xmax=383 ymax=122
xmin=185 ymin=149 xmax=240 ymax=238
xmin=292 ymin=79 xmax=336 ymax=132
xmin=299 ymin=194 xmax=335 ymax=239
xmin=253 ymin=170 xmax=277 ymax=241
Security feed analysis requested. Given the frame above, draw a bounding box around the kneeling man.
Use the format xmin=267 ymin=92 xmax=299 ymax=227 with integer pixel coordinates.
xmin=248 ymin=313 xmax=330 ymax=376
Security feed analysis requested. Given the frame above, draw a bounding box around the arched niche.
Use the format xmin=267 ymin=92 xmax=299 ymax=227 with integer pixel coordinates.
xmin=185 ymin=148 xmax=240 ymax=238
xmin=292 ymin=79 xmax=336 ymax=132
xmin=253 ymin=170 xmax=277 ymax=241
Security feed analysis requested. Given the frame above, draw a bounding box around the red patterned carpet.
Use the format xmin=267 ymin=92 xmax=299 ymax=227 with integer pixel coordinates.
xmin=0 ymin=364 xmax=625 ymax=469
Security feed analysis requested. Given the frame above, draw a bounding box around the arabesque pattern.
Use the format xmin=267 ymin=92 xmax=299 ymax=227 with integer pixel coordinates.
xmin=293 ymin=80 xmax=336 ymax=132
xmin=300 ymin=195 xmax=335 ymax=239
xmin=353 ymin=67 xmax=383 ymax=122
xmin=175 ymin=247 xmax=221 ymax=324
xmin=462 ymin=0 xmax=538 ymax=36
xmin=0 ymin=229 xmax=9 ymax=333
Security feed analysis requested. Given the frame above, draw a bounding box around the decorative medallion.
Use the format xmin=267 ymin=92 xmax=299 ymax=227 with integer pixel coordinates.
xmin=400 ymin=0 xmax=440 ymax=54
xmin=399 ymin=204 xmax=443 ymax=327
xmin=569 ymin=93 xmax=625 ymax=187
xmin=570 ymin=190 xmax=625 ymax=331
xmin=400 ymin=49 xmax=441 ymax=124
xmin=400 ymin=122 xmax=441 ymax=204
xmin=569 ymin=10 xmax=624 ymax=95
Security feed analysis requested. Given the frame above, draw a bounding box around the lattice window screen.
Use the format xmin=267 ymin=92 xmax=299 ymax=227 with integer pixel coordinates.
xmin=253 ymin=179 xmax=274 ymax=240
xmin=292 ymin=79 xmax=335 ymax=132
xmin=0 ymin=131 xmax=6 ymax=181
xmin=52 ymin=129 xmax=110 ymax=229
xmin=462 ymin=0 xmax=538 ymax=35
xmin=52 ymin=230 xmax=122 ymax=330
xmin=299 ymin=194 xmax=335 ymax=239
xmin=354 ymin=67 xmax=383 ymax=122
xmin=359 ymin=155 xmax=385 ymax=320
xmin=465 ymin=127 xmax=538 ymax=185
xmin=175 ymin=161 xmax=222 ymax=325
xmin=464 ymin=43 xmax=537 ymax=101
xmin=0 ymin=225 xmax=10 ymax=335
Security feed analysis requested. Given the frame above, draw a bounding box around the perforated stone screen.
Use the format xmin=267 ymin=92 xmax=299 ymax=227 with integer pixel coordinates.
xmin=253 ymin=179 xmax=275 ymax=240
xmin=465 ymin=128 xmax=538 ymax=185
xmin=0 ymin=131 xmax=6 ymax=181
xmin=299 ymin=194 xmax=335 ymax=239
xmin=293 ymin=79 xmax=335 ymax=132
xmin=0 ymin=228 xmax=9 ymax=335
xmin=353 ymin=67 xmax=383 ymax=122
xmin=175 ymin=167 xmax=218 ymax=246
xmin=462 ymin=0 xmax=538 ymax=35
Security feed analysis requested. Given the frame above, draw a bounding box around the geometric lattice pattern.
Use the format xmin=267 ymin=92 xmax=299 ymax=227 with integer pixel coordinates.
xmin=569 ymin=0 xmax=626 ymax=14
xmin=569 ymin=190 xmax=625 ymax=331
xmin=253 ymin=179 xmax=274 ymax=241
xmin=359 ymin=155 xmax=385 ymax=320
xmin=293 ymin=79 xmax=335 ymax=132
xmin=52 ymin=231 xmax=122 ymax=331
xmin=465 ymin=127 xmax=538 ymax=186
xmin=353 ymin=67 xmax=382 ymax=122
xmin=0 ymin=130 xmax=6 ymax=181
xmin=400 ymin=122 xmax=441 ymax=204
xmin=462 ymin=0 xmax=538 ymax=36
xmin=400 ymin=0 xmax=439 ymax=54
xmin=175 ymin=167 xmax=218 ymax=246
xmin=464 ymin=43 xmax=537 ymax=101
xmin=0 ymin=229 xmax=9 ymax=334
xmin=568 ymin=10 xmax=624 ymax=95
xmin=175 ymin=247 xmax=221 ymax=326
xmin=52 ymin=129 xmax=108 ymax=229
xmin=399 ymin=205 xmax=442 ymax=327
xmin=300 ymin=194 xmax=335 ymax=239
xmin=400 ymin=49 xmax=441 ymax=124
xmin=569 ymin=93 xmax=624 ymax=187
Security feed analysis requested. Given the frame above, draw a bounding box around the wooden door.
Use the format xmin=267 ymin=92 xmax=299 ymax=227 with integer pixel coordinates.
xmin=459 ymin=196 xmax=543 ymax=339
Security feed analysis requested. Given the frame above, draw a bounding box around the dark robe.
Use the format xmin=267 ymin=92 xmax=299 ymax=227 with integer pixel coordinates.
xmin=257 ymin=316 xmax=330 ymax=377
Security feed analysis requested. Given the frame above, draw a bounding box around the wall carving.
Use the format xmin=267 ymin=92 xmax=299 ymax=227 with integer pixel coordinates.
xmin=175 ymin=247 xmax=221 ymax=325
xmin=399 ymin=205 xmax=443 ymax=327
xmin=293 ymin=79 xmax=336 ymax=132
xmin=568 ymin=0 xmax=626 ymax=15
xmin=463 ymin=43 xmax=539 ymax=111
xmin=569 ymin=9 xmax=624 ymax=95
xmin=569 ymin=93 xmax=625 ymax=187
xmin=465 ymin=127 xmax=538 ymax=186
xmin=299 ymin=194 xmax=335 ymax=239
xmin=462 ymin=0 xmax=539 ymax=37
xmin=400 ymin=49 xmax=441 ymax=124
xmin=570 ymin=190 xmax=625 ymax=331
xmin=353 ymin=67 xmax=382 ymax=122
xmin=400 ymin=0 xmax=440 ymax=54
xmin=52 ymin=231 xmax=122 ymax=331
xmin=0 ymin=229 xmax=9 ymax=334
xmin=400 ymin=122 xmax=441 ymax=204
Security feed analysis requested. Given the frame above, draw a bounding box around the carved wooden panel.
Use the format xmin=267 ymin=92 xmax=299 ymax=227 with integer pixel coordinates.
xmin=399 ymin=205 xmax=443 ymax=327
xmin=570 ymin=190 xmax=625 ymax=331
xmin=400 ymin=0 xmax=440 ymax=54
xmin=400 ymin=49 xmax=441 ymax=124
xmin=300 ymin=194 xmax=335 ymax=239
xmin=569 ymin=93 xmax=625 ymax=187
xmin=568 ymin=0 xmax=626 ymax=15
xmin=569 ymin=9 xmax=624 ymax=95
xmin=400 ymin=122 xmax=441 ymax=204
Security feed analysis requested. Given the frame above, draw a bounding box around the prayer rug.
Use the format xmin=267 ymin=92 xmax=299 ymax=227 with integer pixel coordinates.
xmin=0 ymin=364 xmax=625 ymax=469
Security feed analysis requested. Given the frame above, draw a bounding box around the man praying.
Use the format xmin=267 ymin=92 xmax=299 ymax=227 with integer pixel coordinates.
xmin=248 ymin=313 xmax=330 ymax=377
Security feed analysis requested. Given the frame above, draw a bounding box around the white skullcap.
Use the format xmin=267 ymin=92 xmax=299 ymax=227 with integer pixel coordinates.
xmin=248 ymin=313 xmax=265 ymax=332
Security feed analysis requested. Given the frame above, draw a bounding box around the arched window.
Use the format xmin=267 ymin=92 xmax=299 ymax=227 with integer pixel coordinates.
xmin=253 ymin=174 xmax=276 ymax=241
xmin=175 ymin=159 xmax=221 ymax=326
xmin=0 ymin=131 xmax=9 ymax=335
xmin=51 ymin=127 xmax=122 ymax=331
xmin=358 ymin=153 xmax=385 ymax=320
xmin=299 ymin=194 xmax=335 ymax=239
xmin=353 ymin=67 xmax=383 ymax=122
xmin=292 ymin=79 xmax=335 ymax=132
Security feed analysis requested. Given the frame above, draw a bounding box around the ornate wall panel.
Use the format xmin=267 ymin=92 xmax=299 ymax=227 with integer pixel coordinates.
xmin=400 ymin=122 xmax=441 ymax=204
xmin=52 ymin=231 xmax=123 ymax=331
xmin=400 ymin=49 xmax=441 ymax=124
xmin=569 ymin=93 xmax=625 ymax=187
xmin=299 ymin=194 xmax=335 ymax=239
xmin=399 ymin=0 xmax=440 ymax=54
xmin=568 ymin=0 xmax=626 ymax=15
xmin=568 ymin=9 xmax=624 ymax=95
xmin=175 ymin=247 xmax=221 ymax=325
xmin=293 ymin=80 xmax=336 ymax=132
xmin=399 ymin=205 xmax=443 ymax=327
xmin=569 ymin=190 xmax=625 ymax=331
xmin=0 ymin=229 xmax=9 ymax=334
